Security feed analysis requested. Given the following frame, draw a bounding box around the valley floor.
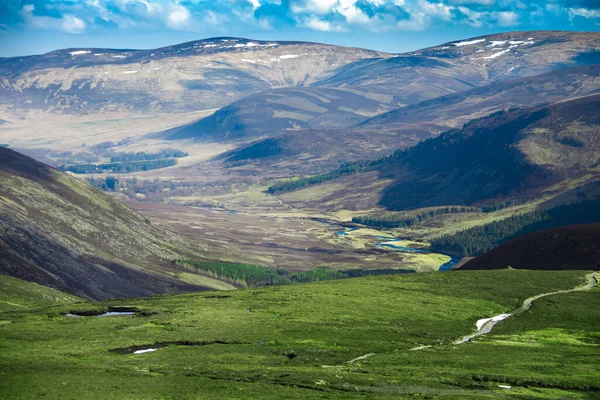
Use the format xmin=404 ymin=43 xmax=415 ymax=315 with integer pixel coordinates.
xmin=1 ymin=270 xmax=598 ymax=399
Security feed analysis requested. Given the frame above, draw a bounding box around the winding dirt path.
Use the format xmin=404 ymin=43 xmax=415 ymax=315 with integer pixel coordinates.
xmin=456 ymin=271 xmax=599 ymax=344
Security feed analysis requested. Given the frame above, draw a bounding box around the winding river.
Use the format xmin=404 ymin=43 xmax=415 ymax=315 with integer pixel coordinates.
xmin=376 ymin=238 xmax=461 ymax=271
xmin=335 ymin=227 xmax=461 ymax=271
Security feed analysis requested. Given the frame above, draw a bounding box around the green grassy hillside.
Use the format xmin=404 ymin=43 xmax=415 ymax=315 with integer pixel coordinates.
xmin=0 ymin=275 xmax=81 ymax=312
xmin=1 ymin=270 xmax=598 ymax=399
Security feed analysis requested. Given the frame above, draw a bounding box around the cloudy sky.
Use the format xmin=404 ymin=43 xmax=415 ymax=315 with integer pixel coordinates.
xmin=0 ymin=0 xmax=598 ymax=56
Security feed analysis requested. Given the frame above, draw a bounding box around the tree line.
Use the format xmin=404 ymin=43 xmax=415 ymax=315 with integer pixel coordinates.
xmin=63 ymin=159 xmax=177 ymax=174
xmin=353 ymin=206 xmax=480 ymax=229
xmin=110 ymin=150 xmax=187 ymax=163
xmin=430 ymin=198 xmax=600 ymax=257
xmin=174 ymin=259 xmax=414 ymax=288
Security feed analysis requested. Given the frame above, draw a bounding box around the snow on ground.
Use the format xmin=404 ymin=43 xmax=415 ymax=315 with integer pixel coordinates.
xmin=123 ymin=70 xmax=138 ymax=74
xmin=69 ymin=50 xmax=91 ymax=56
xmin=112 ymin=55 xmax=126 ymax=59
xmin=482 ymin=49 xmax=511 ymax=59
xmin=279 ymin=55 xmax=299 ymax=59
xmin=507 ymin=64 xmax=520 ymax=73
xmin=454 ymin=39 xmax=486 ymax=47
xmin=487 ymin=41 xmax=507 ymax=47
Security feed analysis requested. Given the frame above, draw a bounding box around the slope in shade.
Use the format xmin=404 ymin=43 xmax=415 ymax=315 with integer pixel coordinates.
xmin=460 ymin=224 xmax=600 ymax=271
xmin=376 ymin=93 xmax=600 ymax=210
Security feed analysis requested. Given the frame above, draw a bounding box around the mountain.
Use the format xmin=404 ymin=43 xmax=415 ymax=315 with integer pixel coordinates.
xmin=460 ymin=224 xmax=600 ymax=270
xmin=3 ymin=31 xmax=598 ymax=120
xmin=358 ymin=64 xmax=600 ymax=138
xmin=277 ymin=94 xmax=600 ymax=211
xmin=376 ymin=94 xmax=600 ymax=210
xmin=161 ymin=31 xmax=599 ymax=147
xmin=319 ymin=31 xmax=600 ymax=103
xmin=0 ymin=147 xmax=230 ymax=300
xmin=164 ymin=87 xmax=393 ymax=141
xmin=0 ymin=38 xmax=386 ymax=115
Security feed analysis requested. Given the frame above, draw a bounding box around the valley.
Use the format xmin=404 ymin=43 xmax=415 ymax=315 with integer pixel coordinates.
xmin=1 ymin=28 xmax=600 ymax=399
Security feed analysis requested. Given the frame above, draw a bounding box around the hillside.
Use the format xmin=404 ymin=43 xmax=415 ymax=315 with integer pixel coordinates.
xmin=0 ymin=275 xmax=80 ymax=312
xmin=460 ymin=224 xmax=600 ymax=271
xmin=278 ymin=94 xmax=600 ymax=212
xmin=2 ymin=31 xmax=598 ymax=120
xmin=158 ymin=31 xmax=600 ymax=166
xmin=379 ymin=94 xmax=600 ymax=210
xmin=0 ymin=38 xmax=386 ymax=115
xmin=358 ymin=65 xmax=600 ymax=137
xmin=1 ymin=270 xmax=598 ymax=398
xmin=164 ymin=87 xmax=392 ymax=141
xmin=0 ymin=147 xmax=231 ymax=300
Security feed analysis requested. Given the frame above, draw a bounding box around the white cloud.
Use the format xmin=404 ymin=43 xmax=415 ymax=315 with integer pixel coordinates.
xmin=166 ymin=3 xmax=191 ymax=29
xmin=247 ymin=0 xmax=261 ymax=11
xmin=61 ymin=15 xmax=88 ymax=33
xmin=20 ymin=4 xmax=87 ymax=34
xmin=495 ymin=10 xmax=518 ymax=26
xmin=457 ymin=5 xmax=519 ymax=27
xmin=302 ymin=16 xmax=346 ymax=31
xmin=291 ymin=0 xmax=339 ymax=15
xmin=569 ymin=7 xmax=600 ymax=19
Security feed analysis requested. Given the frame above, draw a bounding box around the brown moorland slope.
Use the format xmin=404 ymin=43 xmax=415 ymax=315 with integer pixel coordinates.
xmin=0 ymin=147 xmax=218 ymax=300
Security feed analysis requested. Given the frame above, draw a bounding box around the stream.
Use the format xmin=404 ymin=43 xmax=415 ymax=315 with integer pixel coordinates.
xmin=374 ymin=238 xmax=461 ymax=271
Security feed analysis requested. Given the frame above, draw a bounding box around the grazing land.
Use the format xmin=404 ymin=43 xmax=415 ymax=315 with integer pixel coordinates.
xmin=1 ymin=270 xmax=598 ymax=399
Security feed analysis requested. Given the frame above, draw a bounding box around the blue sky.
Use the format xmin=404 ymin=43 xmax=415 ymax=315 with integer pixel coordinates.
xmin=0 ymin=0 xmax=598 ymax=57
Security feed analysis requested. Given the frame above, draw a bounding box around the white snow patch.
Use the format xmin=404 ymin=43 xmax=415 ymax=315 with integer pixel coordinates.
xmin=509 ymin=40 xmax=524 ymax=45
xmin=279 ymin=54 xmax=299 ymax=59
xmin=507 ymin=64 xmax=520 ymax=73
xmin=123 ymin=70 xmax=138 ymax=74
xmin=476 ymin=49 xmax=486 ymax=53
xmin=482 ymin=49 xmax=511 ymax=59
xmin=94 ymin=53 xmax=105 ymax=56
xmin=112 ymin=55 xmax=126 ymax=59
xmin=150 ymin=53 xmax=155 ymax=56
xmin=441 ymin=46 xmax=450 ymax=49
xmin=133 ymin=348 xmax=158 ymax=355
xmin=204 ymin=44 xmax=218 ymax=48
xmin=152 ymin=67 xmax=161 ymax=70
xmin=69 ymin=50 xmax=91 ymax=56
xmin=454 ymin=39 xmax=486 ymax=47
xmin=487 ymin=41 xmax=507 ymax=47
xmin=241 ymin=59 xmax=258 ymax=64
xmin=476 ymin=314 xmax=512 ymax=330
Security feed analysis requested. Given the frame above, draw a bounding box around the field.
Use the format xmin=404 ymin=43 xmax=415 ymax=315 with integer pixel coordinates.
xmin=1 ymin=270 xmax=598 ymax=399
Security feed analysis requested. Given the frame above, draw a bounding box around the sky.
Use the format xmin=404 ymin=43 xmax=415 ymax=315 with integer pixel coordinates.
xmin=0 ymin=0 xmax=599 ymax=57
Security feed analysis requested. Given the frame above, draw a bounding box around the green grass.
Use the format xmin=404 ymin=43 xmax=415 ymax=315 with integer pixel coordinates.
xmin=0 ymin=275 xmax=81 ymax=312
xmin=0 ymin=270 xmax=598 ymax=399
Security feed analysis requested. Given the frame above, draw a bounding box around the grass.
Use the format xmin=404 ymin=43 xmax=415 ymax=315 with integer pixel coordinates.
xmin=1 ymin=270 xmax=598 ymax=399
xmin=0 ymin=275 xmax=81 ymax=312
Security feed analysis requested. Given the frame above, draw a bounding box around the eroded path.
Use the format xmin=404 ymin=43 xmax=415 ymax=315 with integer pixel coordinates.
xmin=456 ymin=271 xmax=599 ymax=344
